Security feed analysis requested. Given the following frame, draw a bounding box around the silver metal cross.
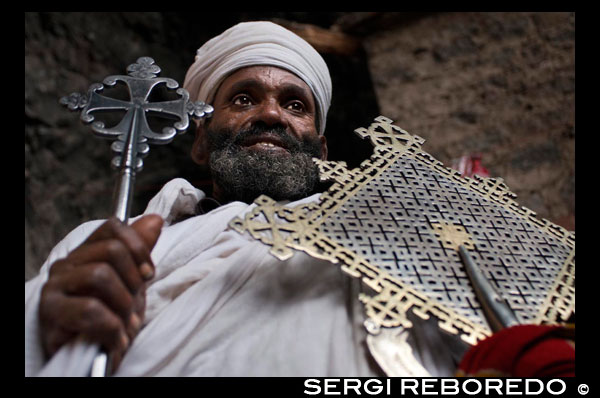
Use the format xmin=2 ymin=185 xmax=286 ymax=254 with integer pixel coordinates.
xmin=61 ymin=56 xmax=213 ymax=222
xmin=60 ymin=56 xmax=213 ymax=376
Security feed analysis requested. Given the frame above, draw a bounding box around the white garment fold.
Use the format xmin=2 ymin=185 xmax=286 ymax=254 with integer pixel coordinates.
xmin=25 ymin=178 xmax=379 ymax=376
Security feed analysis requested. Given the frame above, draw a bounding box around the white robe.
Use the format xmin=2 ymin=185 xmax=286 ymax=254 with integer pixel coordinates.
xmin=25 ymin=178 xmax=383 ymax=377
xmin=25 ymin=178 xmax=465 ymax=377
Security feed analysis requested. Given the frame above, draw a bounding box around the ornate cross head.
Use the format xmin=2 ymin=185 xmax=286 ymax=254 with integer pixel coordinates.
xmin=60 ymin=56 xmax=213 ymax=171
xmin=59 ymin=57 xmax=215 ymax=377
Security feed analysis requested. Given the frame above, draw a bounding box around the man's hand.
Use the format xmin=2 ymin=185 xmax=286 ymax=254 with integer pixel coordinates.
xmin=39 ymin=214 xmax=163 ymax=370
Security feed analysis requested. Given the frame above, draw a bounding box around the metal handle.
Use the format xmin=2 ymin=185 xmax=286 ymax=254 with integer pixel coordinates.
xmin=60 ymin=57 xmax=213 ymax=377
xmin=458 ymin=245 xmax=519 ymax=332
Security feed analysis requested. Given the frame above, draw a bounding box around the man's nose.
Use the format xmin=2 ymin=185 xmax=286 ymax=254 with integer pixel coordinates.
xmin=251 ymin=100 xmax=288 ymax=128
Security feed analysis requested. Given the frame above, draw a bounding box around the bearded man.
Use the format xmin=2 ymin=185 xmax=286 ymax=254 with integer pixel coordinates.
xmin=25 ymin=21 xmax=391 ymax=377
xmin=25 ymin=21 xmax=574 ymax=378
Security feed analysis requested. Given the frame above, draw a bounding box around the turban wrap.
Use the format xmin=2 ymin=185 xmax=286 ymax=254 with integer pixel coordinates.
xmin=183 ymin=21 xmax=332 ymax=135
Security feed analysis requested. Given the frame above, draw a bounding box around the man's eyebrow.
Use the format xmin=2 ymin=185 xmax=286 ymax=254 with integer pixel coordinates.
xmin=277 ymin=83 xmax=313 ymax=103
xmin=227 ymin=79 xmax=264 ymax=96
xmin=226 ymin=79 xmax=313 ymax=102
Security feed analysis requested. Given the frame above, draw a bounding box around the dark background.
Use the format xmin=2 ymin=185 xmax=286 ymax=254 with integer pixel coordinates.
xmin=25 ymin=12 xmax=575 ymax=280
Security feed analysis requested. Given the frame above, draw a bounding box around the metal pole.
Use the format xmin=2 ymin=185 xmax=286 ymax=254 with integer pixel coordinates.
xmin=90 ymin=106 xmax=143 ymax=377
xmin=458 ymin=245 xmax=519 ymax=332
xmin=60 ymin=57 xmax=213 ymax=377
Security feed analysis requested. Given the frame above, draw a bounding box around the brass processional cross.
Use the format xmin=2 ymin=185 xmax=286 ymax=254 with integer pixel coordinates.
xmin=60 ymin=57 xmax=213 ymax=376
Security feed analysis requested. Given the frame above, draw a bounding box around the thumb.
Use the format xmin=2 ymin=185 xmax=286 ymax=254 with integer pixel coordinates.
xmin=130 ymin=214 xmax=164 ymax=250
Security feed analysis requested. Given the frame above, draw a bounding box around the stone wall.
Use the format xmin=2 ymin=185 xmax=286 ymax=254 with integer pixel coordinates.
xmin=25 ymin=12 xmax=575 ymax=280
xmin=360 ymin=12 xmax=575 ymax=230
xmin=24 ymin=12 xmax=378 ymax=280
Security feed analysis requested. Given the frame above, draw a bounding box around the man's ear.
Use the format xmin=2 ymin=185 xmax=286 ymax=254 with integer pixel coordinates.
xmin=319 ymin=135 xmax=328 ymax=160
xmin=191 ymin=122 xmax=210 ymax=165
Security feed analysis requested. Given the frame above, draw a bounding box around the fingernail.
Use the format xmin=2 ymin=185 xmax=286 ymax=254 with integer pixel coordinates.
xmin=140 ymin=262 xmax=154 ymax=280
xmin=120 ymin=331 xmax=130 ymax=350
xmin=129 ymin=313 xmax=142 ymax=333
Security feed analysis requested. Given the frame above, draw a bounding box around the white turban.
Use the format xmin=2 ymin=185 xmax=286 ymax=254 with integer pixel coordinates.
xmin=183 ymin=21 xmax=332 ymax=135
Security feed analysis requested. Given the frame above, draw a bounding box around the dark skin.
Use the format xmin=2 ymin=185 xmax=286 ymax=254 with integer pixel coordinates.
xmin=39 ymin=215 xmax=163 ymax=369
xmin=191 ymin=66 xmax=327 ymax=202
xmin=38 ymin=65 xmax=328 ymax=371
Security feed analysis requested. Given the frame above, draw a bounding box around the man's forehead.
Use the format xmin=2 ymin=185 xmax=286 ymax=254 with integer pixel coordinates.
xmin=218 ymin=66 xmax=313 ymax=97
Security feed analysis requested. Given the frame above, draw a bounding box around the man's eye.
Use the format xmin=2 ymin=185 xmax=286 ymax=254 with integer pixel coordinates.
xmin=233 ymin=95 xmax=252 ymax=106
xmin=286 ymin=101 xmax=305 ymax=112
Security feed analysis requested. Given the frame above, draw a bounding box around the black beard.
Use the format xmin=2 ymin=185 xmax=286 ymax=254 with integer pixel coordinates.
xmin=206 ymin=124 xmax=323 ymax=204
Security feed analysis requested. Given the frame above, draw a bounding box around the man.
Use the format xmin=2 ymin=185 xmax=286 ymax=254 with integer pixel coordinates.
xmin=25 ymin=21 xmax=389 ymax=377
xmin=25 ymin=21 xmax=573 ymax=377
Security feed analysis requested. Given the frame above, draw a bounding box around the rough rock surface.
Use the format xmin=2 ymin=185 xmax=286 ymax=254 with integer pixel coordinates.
xmin=363 ymin=12 xmax=575 ymax=231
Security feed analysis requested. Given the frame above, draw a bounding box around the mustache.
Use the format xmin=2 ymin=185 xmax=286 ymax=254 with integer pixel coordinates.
xmin=206 ymin=123 xmax=322 ymax=157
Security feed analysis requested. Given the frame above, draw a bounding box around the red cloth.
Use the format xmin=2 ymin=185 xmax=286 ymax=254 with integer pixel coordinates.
xmin=452 ymin=154 xmax=490 ymax=178
xmin=456 ymin=324 xmax=575 ymax=377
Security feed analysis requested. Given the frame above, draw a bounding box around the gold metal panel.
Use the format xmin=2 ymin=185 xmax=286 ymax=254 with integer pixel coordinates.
xmin=229 ymin=116 xmax=575 ymax=374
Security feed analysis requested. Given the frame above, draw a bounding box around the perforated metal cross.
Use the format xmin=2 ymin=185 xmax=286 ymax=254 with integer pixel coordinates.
xmin=60 ymin=56 xmax=213 ymax=171
xmin=59 ymin=56 xmax=214 ymax=377
xmin=60 ymin=56 xmax=213 ymax=224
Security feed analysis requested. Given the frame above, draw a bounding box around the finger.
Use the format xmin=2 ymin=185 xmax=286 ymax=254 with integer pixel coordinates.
xmin=110 ymin=348 xmax=125 ymax=374
xmin=84 ymin=215 xmax=163 ymax=249
xmin=52 ymin=263 xmax=135 ymax=324
xmin=83 ymin=217 xmax=128 ymax=244
xmin=47 ymin=257 xmax=75 ymax=277
xmin=124 ymin=286 xmax=146 ymax=340
xmin=41 ymin=325 xmax=76 ymax=358
xmin=130 ymin=214 xmax=164 ymax=249
xmin=67 ymin=239 xmax=144 ymax=293
xmin=40 ymin=291 xmax=130 ymax=356
xmin=89 ymin=218 xmax=153 ymax=269
xmin=132 ymin=283 xmax=146 ymax=316
xmin=77 ymin=217 xmax=150 ymax=281
xmin=84 ymin=215 xmax=163 ymax=281
xmin=129 ymin=214 xmax=164 ymax=279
